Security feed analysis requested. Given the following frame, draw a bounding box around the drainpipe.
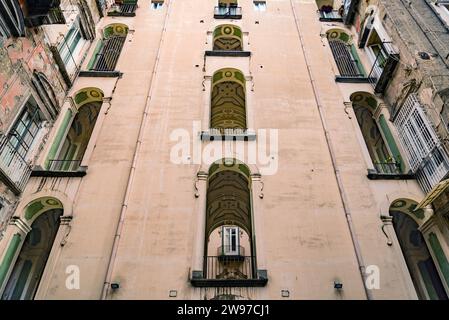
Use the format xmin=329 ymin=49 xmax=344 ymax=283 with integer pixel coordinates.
xmin=289 ymin=0 xmax=373 ymax=300
xmin=100 ymin=0 xmax=174 ymax=300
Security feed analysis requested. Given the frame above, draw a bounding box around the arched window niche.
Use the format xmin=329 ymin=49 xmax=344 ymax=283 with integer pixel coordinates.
xmin=85 ymin=23 xmax=128 ymax=75
xmin=45 ymin=87 xmax=104 ymax=173
xmin=0 ymin=197 xmax=64 ymax=300
xmin=326 ymin=29 xmax=370 ymax=83
xmin=201 ymin=68 xmax=255 ymax=141
xmin=350 ymin=91 xmax=406 ymax=177
xmin=389 ymin=199 xmax=449 ymax=300
xmin=190 ymin=159 xmax=267 ymax=287
xmin=206 ymin=25 xmax=250 ymax=57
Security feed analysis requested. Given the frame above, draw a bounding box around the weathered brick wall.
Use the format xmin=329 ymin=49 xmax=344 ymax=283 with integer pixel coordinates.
xmin=368 ymin=0 xmax=449 ymax=144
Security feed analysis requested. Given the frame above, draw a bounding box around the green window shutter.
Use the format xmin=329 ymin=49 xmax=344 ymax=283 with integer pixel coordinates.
xmin=45 ymin=109 xmax=73 ymax=169
xmin=350 ymin=45 xmax=366 ymax=76
xmin=429 ymin=232 xmax=449 ymax=287
xmin=0 ymin=233 xmax=22 ymax=289
xmin=378 ymin=114 xmax=405 ymax=172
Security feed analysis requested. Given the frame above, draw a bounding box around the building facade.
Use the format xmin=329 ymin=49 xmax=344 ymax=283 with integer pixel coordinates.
xmin=0 ymin=0 xmax=448 ymax=300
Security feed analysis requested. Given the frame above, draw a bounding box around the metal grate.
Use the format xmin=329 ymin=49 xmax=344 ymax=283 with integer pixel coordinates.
xmin=328 ymin=39 xmax=363 ymax=77
xmin=203 ymin=256 xmax=255 ymax=280
xmin=394 ymin=94 xmax=449 ymax=192
xmin=92 ymin=35 xmax=126 ymax=71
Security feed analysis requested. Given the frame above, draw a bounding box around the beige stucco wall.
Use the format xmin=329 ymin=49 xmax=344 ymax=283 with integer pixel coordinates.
xmin=0 ymin=0 xmax=434 ymax=300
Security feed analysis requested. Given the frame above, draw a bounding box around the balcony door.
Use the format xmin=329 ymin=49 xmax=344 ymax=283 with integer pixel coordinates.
xmin=223 ymin=226 xmax=240 ymax=256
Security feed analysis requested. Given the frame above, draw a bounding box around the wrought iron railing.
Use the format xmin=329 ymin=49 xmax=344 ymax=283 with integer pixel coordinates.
xmin=367 ymin=42 xmax=399 ymax=93
xmin=203 ymin=256 xmax=255 ymax=280
xmin=214 ymin=6 xmax=242 ymax=17
xmin=329 ymin=40 xmax=365 ymax=78
xmin=373 ymin=161 xmax=402 ymax=175
xmin=415 ymin=145 xmax=449 ymax=193
xmin=108 ymin=3 xmax=137 ymax=16
xmin=0 ymin=138 xmax=32 ymax=192
xmin=319 ymin=10 xmax=342 ymax=21
xmin=92 ymin=36 xmax=126 ymax=71
xmin=217 ymin=245 xmax=245 ymax=257
xmin=48 ymin=159 xmax=82 ymax=172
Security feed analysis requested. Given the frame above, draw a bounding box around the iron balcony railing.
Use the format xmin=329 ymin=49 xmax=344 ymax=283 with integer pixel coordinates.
xmin=0 ymin=138 xmax=32 ymax=192
xmin=319 ymin=10 xmax=343 ymax=21
xmin=367 ymin=42 xmax=399 ymax=94
xmin=92 ymin=36 xmax=126 ymax=71
xmin=214 ymin=6 xmax=242 ymax=17
xmin=203 ymin=256 xmax=256 ymax=281
xmin=415 ymin=145 xmax=449 ymax=193
xmin=48 ymin=159 xmax=82 ymax=172
xmin=107 ymin=3 xmax=137 ymax=16
xmin=373 ymin=161 xmax=402 ymax=175
xmin=329 ymin=40 xmax=365 ymax=78
xmin=217 ymin=245 xmax=245 ymax=257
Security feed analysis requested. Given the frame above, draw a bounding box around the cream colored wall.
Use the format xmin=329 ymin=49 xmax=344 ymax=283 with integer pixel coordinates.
xmin=0 ymin=0 xmax=433 ymax=300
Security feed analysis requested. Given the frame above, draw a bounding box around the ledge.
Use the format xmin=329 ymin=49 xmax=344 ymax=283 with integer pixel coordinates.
xmin=200 ymin=131 xmax=256 ymax=141
xmin=190 ymin=269 xmax=267 ymax=287
xmin=319 ymin=17 xmax=343 ymax=22
xmin=335 ymin=76 xmax=375 ymax=83
xmin=367 ymin=169 xmax=415 ymax=180
xmin=78 ymin=70 xmax=122 ymax=78
xmin=31 ymin=166 xmax=88 ymax=178
xmin=214 ymin=14 xmax=242 ymax=19
xmin=205 ymin=50 xmax=251 ymax=57
xmin=107 ymin=11 xmax=136 ymax=17
xmin=190 ymin=278 xmax=268 ymax=288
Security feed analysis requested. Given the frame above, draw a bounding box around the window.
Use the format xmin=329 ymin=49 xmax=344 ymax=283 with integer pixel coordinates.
xmin=253 ymin=1 xmax=266 ymax=11
xmin=7 ymin=101 xmax=43 ymax=160
xmin=222 ymin=226 xmax=240 ymax=255
xmin=151 ymin=1 xmax=164 ymax=9
xmin=394 ymin=94 xmax=449 ymax=192
xmin=58 ymin=17 xmax=83 ymax=68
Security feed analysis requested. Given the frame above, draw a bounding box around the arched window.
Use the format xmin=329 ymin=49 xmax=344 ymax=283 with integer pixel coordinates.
xmin=326 ymin=29 xmax=365 ymax=79
xmin=390 ymin=199 xmax=448 ymax=300
xmin=213 ymin=25 xmax=243 ymax=51
xmin=204 ymin=159 xmax=256 ymax=282
xmin=48 ymin=87 xmax=103 ymax=171
xmin=350 ymin=92 xmax=401 ymax=174
xmin=1 ymin=197 xmax=63 ymax=300
xmin=89 ymin=23 xmax=128 ymax=72
xmin=31 ymin=71 xmax=60 ymax=120
xmin=210 ymin=69 xmax=246 ymax=133
xmin=0 ymin=0 xmax=25 ymax=37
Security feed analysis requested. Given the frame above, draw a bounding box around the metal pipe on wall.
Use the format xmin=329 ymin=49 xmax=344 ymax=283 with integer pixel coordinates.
xmin=289 ymin=0 xmax=373 ymax=300
xmin=100 ymin=0 xmax=174 ymax=300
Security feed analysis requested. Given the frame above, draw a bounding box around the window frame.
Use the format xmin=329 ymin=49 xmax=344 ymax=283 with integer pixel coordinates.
xmin=151 ymin=1 xmax=164 ymax=10
xmin=253 ymin=1 xmax=267 ymax=12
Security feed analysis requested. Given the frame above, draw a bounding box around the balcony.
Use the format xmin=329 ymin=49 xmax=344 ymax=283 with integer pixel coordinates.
xmin=23 ymin=0 xmax=66 ymax=27
xmin=205 ymin=50 xmax=251 ymax=57
xmin=0 ymin=139 xmax=32 ymax=195
xmin=190 ymin=256 xmax=268 ymax=287
xmin=367 ymin=42 xmax=400 ymax=94
xmin=200 ymin=129 xmax=256 ymax=141
xmin=367 ymin=161 xmax=414 ymax=180
xmin=214 ymin=6 xmax=242 ymax=19
xmin=329 ymin=40 xmax=375 ymax=83
xmin=319 ymin=10 xmax=343 ymax=22
xmin=217 ymin=245 xmax=245 ymax=261
xmin=31 ymin=160 xmax=87 ymax=178
xmin=415 ymin=145 xmax=449 ymax=193
xmin=107 ymin=1 xmax=138 ymax=16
